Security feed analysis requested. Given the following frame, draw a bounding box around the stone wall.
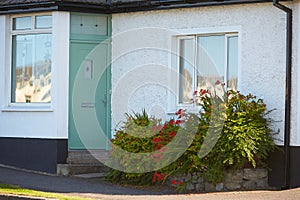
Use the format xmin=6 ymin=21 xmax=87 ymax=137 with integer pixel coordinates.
xmin=168 ymin=168 xmax=269 ymax=192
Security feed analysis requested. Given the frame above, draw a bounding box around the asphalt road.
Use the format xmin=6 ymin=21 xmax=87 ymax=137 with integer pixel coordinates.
xmin=0 ymin=165 xmax=300 ymax=200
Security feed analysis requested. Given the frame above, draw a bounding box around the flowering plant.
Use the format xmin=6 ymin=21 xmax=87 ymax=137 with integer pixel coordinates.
xmin=106 ymin=82 xmax=277 ymax=189
xmin=107 ymin=110 xmax=181 ymax=185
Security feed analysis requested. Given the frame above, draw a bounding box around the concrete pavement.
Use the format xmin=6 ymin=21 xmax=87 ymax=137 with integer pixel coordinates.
xmin=0 ymin=165 xmax=300 ymax=200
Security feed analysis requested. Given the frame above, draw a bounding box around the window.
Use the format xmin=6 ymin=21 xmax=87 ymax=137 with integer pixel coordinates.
xmin=11 ymin=14 xmax=52 ymax=103
xmin=178 ymin=34 xmax=238 ymax=104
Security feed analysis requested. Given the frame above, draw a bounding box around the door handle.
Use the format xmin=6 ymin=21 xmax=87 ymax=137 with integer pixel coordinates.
xmin=102 ymin=93 xmax=107 ymax=107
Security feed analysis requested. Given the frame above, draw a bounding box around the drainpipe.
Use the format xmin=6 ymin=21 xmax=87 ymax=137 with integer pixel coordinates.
xmin=273 ymin=0 xmax=292 ymax=189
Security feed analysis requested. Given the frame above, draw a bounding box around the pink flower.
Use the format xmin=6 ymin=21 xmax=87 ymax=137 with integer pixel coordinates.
xmin=215 ymin=80 xmax=221 ymax=85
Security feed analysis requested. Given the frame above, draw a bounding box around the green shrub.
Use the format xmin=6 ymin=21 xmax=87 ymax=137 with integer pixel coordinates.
xmin=196 ymin=86 xmax=277 ymax=182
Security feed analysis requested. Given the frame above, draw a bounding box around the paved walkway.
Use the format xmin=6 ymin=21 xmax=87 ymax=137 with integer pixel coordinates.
xmin=1 ymin=165 xmax=300 ymax=200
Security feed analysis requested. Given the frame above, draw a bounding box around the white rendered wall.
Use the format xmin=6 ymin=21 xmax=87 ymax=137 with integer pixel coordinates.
xmin=0 ymin=12 xmax=70 ymax=139
xmin=111 ymin=3 xmax=295 ymax=145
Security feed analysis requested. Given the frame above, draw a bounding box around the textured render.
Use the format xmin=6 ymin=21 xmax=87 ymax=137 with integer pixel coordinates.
xmin=110 ymin=2 xmax=298 ymax=145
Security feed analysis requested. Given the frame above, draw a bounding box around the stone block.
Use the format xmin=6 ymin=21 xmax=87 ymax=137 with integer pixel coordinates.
xmin=224 ymin=170 xmax=243 ymax=181
xmin=225 ymin=181 xmax=242 ymax=190
xmin=192 ymin=176 xmax=199 ymax=184
xmin=197 ymin=176 xmax=204 ymax=183
xmin=216 ymin=183 xmax=224 ymax=191
xmin=256 ymin=178 xmax=269 ymax=188
xmin=186 ymin=183 xmax=195 ymax=190
xmin=184 ymin=173 xmax=192 ymax=182
xmin=205 ymin=182 xmax=216 ymax=192
xmin=243 ymin=180 xmax=257 ymax=189
xmin=243 ymin=168 xmax=268 ymax=180
xmin=57 ymin=164 xmax=70 ymax=176
xmin=195 ymin=183 xmax=205 ymax=191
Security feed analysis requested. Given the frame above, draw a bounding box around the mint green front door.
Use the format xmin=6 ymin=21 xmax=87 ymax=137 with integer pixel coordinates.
xmin=69 ymin=13 xmax=111 ymax=150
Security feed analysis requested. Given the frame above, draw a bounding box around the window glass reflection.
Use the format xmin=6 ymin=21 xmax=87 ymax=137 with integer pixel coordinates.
xmin=11 ymin=34 xmax=52 ymax=103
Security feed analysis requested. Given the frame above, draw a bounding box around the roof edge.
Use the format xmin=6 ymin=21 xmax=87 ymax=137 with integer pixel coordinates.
xmin=0 ymin=0 xmax=289 ymax=15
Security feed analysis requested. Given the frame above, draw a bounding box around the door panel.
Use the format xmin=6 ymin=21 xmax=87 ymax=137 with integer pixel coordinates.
xmin=69 ymin=41 xmax=110 ymax=149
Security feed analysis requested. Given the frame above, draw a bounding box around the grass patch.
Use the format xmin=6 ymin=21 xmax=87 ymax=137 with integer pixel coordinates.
xmin=0 ymin=183 xmax=92 ymax=200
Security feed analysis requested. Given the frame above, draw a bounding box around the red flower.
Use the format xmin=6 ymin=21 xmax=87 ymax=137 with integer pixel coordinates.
xmin=179 ymin=181 xmax=183 ymax=186
xmin=153 ymin=146 xmax=159 ymax=151
xmin=200 ymin=89 xmax=210 ymax=96
xmin=158 ymin=173 xmax=166 ymax=181
xmin=169 ymin=119 xmax=175 ymax=126
xmin=172 ymin=180 xmax=177 ymax=185
xmin=152 ymin=171 xmax=159 ymax=182
xmin=175 ymin=109 xmax=185 ymax=118
xmin=152 ymin=172 xmax=166 ymax=182
xmin=175 ymin=109 xmax=183 ymax=115
xmin=175 ymin=119 xmax=184 ymax=125
xmin=168 ymin=130 xmax=176 ymax=138
xmin=152 ymin=137 xmax=162 ymax=143
xmin=193 ymin=90 xmax=198 ymax=95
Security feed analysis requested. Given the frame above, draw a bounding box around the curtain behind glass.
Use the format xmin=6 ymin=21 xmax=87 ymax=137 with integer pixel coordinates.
xmin=197 ymin=35 xmax=225 ymax=91
xmin=179 ymin=38 xmax=194 ymax=104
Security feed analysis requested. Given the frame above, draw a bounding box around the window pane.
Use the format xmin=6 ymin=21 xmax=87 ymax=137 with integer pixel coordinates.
xmin=11 ymin=34 xmax=52 ymax=103
xmin=35 ymin=15 xmax=52 ymax=29
xmin=179 ymin=38 xmax=194 ymax=104
xmin=227 ymin=36 xmax=238 ymax=90
xmin=13 ymin=16 xmax=32 ymax=30
xmin=197 ymin=35 xmax=225 ymax=91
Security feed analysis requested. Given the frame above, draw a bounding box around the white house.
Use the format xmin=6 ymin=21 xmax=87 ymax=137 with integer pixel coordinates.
xmin=0 ymin=0 xmax=299 ymax=189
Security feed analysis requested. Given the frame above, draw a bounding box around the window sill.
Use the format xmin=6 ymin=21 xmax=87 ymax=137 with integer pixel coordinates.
xmin=1 ymin=106 xmax=53 ymax=112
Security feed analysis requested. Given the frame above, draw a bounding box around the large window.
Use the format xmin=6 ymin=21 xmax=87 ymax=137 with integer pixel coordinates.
xmin=178 ymin=34 xmax=238 ymax=104
xmin=11 ymin=14 xmax=52 ymax=103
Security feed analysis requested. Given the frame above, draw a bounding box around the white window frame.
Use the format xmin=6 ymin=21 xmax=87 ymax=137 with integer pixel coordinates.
xmin=7 ymin=13 xmax=53 ymax=110
xmin=168 ymin=30 xmax=240 ymax=114
xmin=176 ymin=35 xmax=196 ymax=109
